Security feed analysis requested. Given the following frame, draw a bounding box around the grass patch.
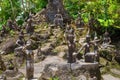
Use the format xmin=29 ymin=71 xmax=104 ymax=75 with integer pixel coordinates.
xmin=2 ymin=53 xmax=15 ymax=61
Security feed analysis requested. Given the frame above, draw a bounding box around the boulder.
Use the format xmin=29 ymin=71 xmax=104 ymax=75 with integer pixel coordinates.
xmin=39 ymin=61 xmax=101 ymax=80
xmin=0 ymin=39 xmax=16 ymax=54
xmin=115 ymin=50 xmax=120 ymax=64
xmin=3 ymin=69 xmax=23 ymax=80
xmin=41 ymin=45 xmax=53 ymax=55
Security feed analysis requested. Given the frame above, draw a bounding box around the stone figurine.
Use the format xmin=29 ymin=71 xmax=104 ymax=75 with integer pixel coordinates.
xmin=15 ymin=31 xmax=25 ymax=67
xmin=78 ymin=35 xmax=93 ymax=56
xmin=75 ymin=35 xmax=97 ymax=62
xmin=25 ymin=14 xmax=34 ymax=35
xmin=7 ymin=17 xmax=13 ymax=30
xmin=16 ymin=31 xmax=25 ymax=47
xmin=64 ymin=24 xmax=71 ymax=42
xmin=0 ymin=25 xmax=7 ymax=37
xmin=67 ymin=28 xmax=76 ymax=63
xmin=101 ymin=31 xmax=111 ymax=48
xmin=75 ymin=12 xmax=84 ymax=28
xmin=23 ymin=38 xmax=34 ymax=80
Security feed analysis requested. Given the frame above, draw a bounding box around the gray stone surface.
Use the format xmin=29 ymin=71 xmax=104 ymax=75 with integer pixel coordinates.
xmin=39 ymin=60 xmax=100 ymax=80
xmin=19 ymin=56 xmax=100 ymax=80
xmin=102 ymin=74 xmax=120 ymax=80
xmin=1 ymin=39 xmax=16 ymax=54
xmin=3 ymin=70 xmax=23 ymax=80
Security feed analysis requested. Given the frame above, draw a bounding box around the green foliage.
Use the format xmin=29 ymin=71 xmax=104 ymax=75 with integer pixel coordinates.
xmin=64 ymin=0 xmax=120 ymax=37
xmin=49 ymin=76 xmax=59 ymax=80
xmin=0 ymin=0 xmax=120 ymax=37
xmin=10 ymin=30 xmax=15 ymax=36
xmin=0 ymin=0 xmax=48 ymax=26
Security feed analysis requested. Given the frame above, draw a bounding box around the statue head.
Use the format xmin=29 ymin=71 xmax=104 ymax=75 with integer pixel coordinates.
xmin=78 ymin=11 xmax=81 ymax=18
xmin=57 ymin=8 xmax=60 ymax=13
xmin=86 ymin=34 xmax=91 ymax=42
xmin=104 ymin=31 xmax=109 ymax=37
xmin=69 ymin=28 xmax=74 ymax=34
xmin=66 ymin=24 xmax=71 ymax=30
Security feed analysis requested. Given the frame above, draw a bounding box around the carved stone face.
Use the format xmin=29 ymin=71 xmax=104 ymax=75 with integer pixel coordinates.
xmin=53 ymin=0 xmax=59 ymax=5
xmin=48 ymin=0 xmax=60 ymax=5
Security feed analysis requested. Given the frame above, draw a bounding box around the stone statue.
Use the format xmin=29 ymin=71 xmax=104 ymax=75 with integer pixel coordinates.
xmin=75 ymin=12 xmax=84 ymax=28
xmin=25 ymin=15 xmax=34 ymax=35
xmin=92 ymin=34 xmax=101 ymax=62
xmin=78 ymin=35 xmax=93 ymax=56
xmin=76 ymin=35 xmax=97 ymax=62
xmin=0 ymin=25 xmax=7 ymax=37
xmin=15 ymin=30 xmax=25 ymax=67
xmin=53 ymin=8 xmax=64 ymax=28
xmin=16 ymin=30 xmax=25 ymax=47
xmin=7 ymin=17 xmax=13 ymax=30
xmin=64 ymin=24 xmax=71 ymax=42
xmin=0 ymin=74 xmax=6 ymax=80
xmin=67 ymin=28 xmax=76 ymax=63
xmin=12 ymin=20 xmax=19 ymax=31
xmin=45 ymin=0 xmax=70 ymax=23
xmin=101 ymin=31 xmax=111 ymax=48
xmin=23 ymin=38 xmax=34 ymax=80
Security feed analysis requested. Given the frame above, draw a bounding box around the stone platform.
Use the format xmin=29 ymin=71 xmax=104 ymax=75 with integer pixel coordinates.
xmin=39 ymin=60 xmax=101 ymax=80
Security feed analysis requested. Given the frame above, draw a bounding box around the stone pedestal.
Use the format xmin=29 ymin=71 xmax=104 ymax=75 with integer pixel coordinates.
xmin=39 ymin=60 xmax=101 ymax=80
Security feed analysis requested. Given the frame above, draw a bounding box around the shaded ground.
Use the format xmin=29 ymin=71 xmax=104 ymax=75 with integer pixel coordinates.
xmin=102 ymin=74 xmax=120 ymax=80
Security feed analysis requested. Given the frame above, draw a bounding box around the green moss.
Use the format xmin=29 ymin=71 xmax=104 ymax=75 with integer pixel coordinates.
xmin=0 ymin=70 xmax=3 ymax=74
xmin=49 ymin=76 xmax=59 ymax=80
xmin=2 ymin=53 xmax=15 ymax=61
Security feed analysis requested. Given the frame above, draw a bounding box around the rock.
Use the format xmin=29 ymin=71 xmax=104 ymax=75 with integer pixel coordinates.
xmin=115 ymin=55 xmax=120 ymax=64
xmin=110 ymin=69 xmax=120 ymax=76
xmin=102 ymin=74 xmax=120 ymax=80
xmin=41 ymin=45 xmax=53 ymax=55
xmin=39 ymin=61 xmax=101 ymax=80
xmin=58 ymin=52 xmax=66 ymax=58
xmin=0 ymin=39 xmax=16 ymax=54
xmin=114 ymin=50 xmax=120 ymax=64
xmin=99 ymin=49 xmax=114 ymax=61
xmin=31 ymin=32 xmax=51 ymax=41
xmin=0 ymin=75 xmax=6 ymax=80
xmin=34 ymin=49 xmax=46 ymax=62
xmin=3 ymin=70 xmax=23 ymax=80
xmin=39 ymin=33 xmax=50 ymax=40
